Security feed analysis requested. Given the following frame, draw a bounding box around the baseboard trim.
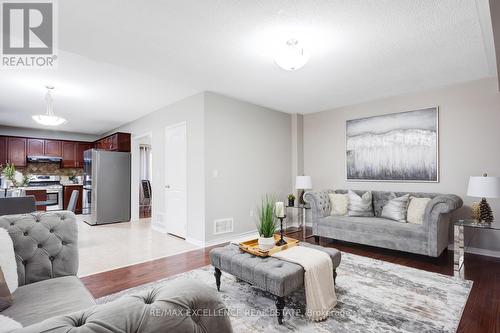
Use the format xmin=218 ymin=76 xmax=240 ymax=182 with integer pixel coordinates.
xmin=188 ymin=230 xmax=259 ymax=248
xmin=447 ymin=244 xmax=500 ymax=258
xmin=185 ymin=237 xmax=205 ymax=247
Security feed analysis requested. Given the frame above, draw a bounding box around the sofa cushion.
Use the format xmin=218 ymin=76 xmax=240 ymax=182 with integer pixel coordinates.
xmin=18 ymin=280 xmax=233 ymax=333
xmin=318 ymin=215 xmax=427 ymax=241
xmin=1 ymin=276 xmax=95 ymax=326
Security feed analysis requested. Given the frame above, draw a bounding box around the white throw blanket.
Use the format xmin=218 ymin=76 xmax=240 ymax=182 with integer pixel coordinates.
xmin=272 ymin=246 xmax=337 ymax=321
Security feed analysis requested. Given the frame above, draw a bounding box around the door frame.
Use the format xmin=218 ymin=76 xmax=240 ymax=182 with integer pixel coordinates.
xmin=131 ymin=131 xmax=153 ymax=221
xmin=164 ymin=121 xmax=187 ymax=238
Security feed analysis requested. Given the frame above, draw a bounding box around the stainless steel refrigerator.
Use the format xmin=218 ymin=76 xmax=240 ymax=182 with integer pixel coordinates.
xmin=83 ymin=149 xmax=131 ymax=225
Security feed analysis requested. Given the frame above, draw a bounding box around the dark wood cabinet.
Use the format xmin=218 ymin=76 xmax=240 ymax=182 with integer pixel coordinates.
xmin=63 ymin=185 xmax=83 ymax=214
xmin=26 ymin=189 xmax=46 ymax=211
xmin=62 ymin=141 xmax=76 ymax=168
xmin=0 ymin=133 xmax=129 ymax=169
xmin=0 ymin=137 xmax=7 ymax=165
xmin=95 ymin=133 xmax=130 ymax=152
xmin=44 ymin=140 xmax=62 ymax=157
xmin=27 ymin=138 xmax=45 ymax=156
xmin=76 ymin=143 xmax=92 ymax=167
xmin=8 ymin=137 xmax=27 ymax=167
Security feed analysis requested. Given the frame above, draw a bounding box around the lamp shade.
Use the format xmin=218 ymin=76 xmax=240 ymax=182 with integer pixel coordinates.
xmin=295 ymin=176 xmax=312 ymax=190
xmin=467 ymin=176 xmax=500 ymax=198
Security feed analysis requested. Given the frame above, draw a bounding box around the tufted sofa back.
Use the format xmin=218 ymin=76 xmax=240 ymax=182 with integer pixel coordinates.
xmin=0 ymin=211 xmax=78 ymax=286
xmin=305 ymin=189 xmax=443 ymax=219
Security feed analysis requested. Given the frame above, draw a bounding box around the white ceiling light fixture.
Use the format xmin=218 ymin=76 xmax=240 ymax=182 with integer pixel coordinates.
xmin=274 ymin=38 xmax=310 ymax=71
xmin=32 ymin=86 xmax=67 ymax=126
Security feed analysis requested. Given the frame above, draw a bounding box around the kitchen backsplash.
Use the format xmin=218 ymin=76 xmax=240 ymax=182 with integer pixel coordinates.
xmin=18 ymin=162 xmax=83 ymax=176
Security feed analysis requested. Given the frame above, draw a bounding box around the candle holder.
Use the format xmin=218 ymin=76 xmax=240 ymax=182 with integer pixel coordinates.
xmin=276 ymin=215 xmax=287 ymax=246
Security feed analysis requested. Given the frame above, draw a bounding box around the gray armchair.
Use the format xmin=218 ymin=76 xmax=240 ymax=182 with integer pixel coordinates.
xmin=304 ymin=189 xmax=463 ymax=257
xmin=0 ymin=212 xmax=233 ymax=332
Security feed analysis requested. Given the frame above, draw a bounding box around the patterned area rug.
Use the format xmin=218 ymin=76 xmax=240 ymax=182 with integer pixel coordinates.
xmin=97 ymin=252 xmax=472 ymax=333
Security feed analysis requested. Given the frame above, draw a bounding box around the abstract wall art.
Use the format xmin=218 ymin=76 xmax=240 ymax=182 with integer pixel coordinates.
xmin=346 ymin=107 xmax=439 ymax=182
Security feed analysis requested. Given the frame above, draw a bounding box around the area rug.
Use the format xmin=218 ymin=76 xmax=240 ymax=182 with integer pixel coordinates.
xmin=97 ymin=252 xmax=472 ymax=333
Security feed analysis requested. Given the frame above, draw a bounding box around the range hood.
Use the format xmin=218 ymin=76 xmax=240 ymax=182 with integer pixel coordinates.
xmin=27 ymin=156 xmax=62 ymax=163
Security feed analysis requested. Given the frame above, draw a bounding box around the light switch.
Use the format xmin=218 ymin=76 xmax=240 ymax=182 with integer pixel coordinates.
xmin=212 ymin=169 xmax=219 ymax=178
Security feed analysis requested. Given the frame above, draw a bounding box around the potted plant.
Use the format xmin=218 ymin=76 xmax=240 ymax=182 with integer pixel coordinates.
xmin=257 ymin=195 xmax=277 ymax=251
xmin=1 ymin=163 xmax=18 ymax=188
xmin=287 ymin=194 xmax=296 ymax=207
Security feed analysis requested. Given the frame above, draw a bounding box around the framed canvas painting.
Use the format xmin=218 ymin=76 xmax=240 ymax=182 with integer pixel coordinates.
xmin=346 ymin=107 xmax=439 ymax=182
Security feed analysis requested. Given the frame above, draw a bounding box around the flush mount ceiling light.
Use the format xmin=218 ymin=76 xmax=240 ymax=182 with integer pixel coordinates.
xmin=274 ymin=38 xmax=310 ymax=71
xmin=32 ymin=86 xmax=67 ymax=126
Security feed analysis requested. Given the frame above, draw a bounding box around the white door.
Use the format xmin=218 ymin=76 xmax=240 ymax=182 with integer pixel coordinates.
xmin=164 ymin=122 xmax=187 ymax=238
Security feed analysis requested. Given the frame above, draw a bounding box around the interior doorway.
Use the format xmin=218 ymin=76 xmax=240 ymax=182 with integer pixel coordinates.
xmin=139 ymin=144 xmax=152 ymax=218
xmin=130 ymin=132 xmax=153 ymax=222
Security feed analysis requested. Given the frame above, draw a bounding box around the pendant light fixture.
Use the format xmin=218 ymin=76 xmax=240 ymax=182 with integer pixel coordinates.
xmin=32 ymin=86 xmax=67 ymax=126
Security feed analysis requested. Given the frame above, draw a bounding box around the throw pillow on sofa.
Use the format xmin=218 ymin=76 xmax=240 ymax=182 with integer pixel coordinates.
xmin=0 ymin=315 xmax=22 ymax=332
xmin=0 ymin=268 xmax=12 ymax=311
xmin=381 ymin=193 xmax=410 ymax=223
xmin=0 ymin=229 xmax=18 ymax=293
xmin=407 ymin=197 xmax=431 ymax=224
xmin=329 ymin=193 xmax=348 ymax=216
xmin=347 ymin=190 xmax=374 ymax=217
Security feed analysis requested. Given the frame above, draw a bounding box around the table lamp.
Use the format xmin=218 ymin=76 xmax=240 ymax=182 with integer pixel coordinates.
xmin=295 ymin=176 xmax=312 ymax=205
xmin=467 ymin=173 xmax=500 ymax=223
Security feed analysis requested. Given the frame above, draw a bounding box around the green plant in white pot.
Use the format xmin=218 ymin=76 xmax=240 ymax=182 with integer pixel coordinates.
xmin=257 ymin=195 xmax=278 ymax=251
xmin=1 ymin=163 xmax=18 ymax=188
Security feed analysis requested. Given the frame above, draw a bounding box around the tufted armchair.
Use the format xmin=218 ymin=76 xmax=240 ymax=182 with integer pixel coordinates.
xmin=0 ymin=211 xmax=78 ymax=287
xmin=0 ymin=212 xmax=233 ymax=333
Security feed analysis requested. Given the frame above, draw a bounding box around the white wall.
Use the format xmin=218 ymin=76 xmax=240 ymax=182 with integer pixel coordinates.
xmin=0 ymin=125 xmax=99 ymax=141
xmin=304 ymin=78 xmax=500 ymax=253
xmin=111 ymin=93 xmax=206 ymax=243
xmin=204 ymin=92 xmax=292 ymax=242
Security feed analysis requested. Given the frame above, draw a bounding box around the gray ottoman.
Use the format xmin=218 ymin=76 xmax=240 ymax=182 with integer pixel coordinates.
xmin=209 ymin=242 xmax=341 ymax=324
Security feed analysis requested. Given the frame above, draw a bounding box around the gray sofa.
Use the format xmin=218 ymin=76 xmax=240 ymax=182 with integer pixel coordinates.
xmin=304 ymin=190 xmax=463 ymax=257
xmin=0 ymin=211 xmax=233 ymax=333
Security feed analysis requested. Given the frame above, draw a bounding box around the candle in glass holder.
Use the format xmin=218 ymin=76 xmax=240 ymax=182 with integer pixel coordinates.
xmin=275 ymin=201 xmax=285 ymax=218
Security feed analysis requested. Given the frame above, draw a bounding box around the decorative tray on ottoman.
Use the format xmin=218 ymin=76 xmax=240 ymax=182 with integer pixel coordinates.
xmin=239 ymin=235 xmax=299 ymax=257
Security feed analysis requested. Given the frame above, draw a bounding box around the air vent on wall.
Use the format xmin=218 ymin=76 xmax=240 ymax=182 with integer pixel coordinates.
xmin=214 ymin=218 xmax=233 ymax=235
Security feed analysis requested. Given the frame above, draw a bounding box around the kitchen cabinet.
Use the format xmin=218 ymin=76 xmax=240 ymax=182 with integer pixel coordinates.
xmin=62 ymin=141 xmax=76 ymax=168
xmin=0 ymin=133 xmax=130 ymax=168
xmin=63 ymin=185 xmax=83 ymax=214
xmin=76 ymin=143 xmax=92 ymax=167
xmin=27 ymin=138 xmax=44 ymax=156
xmin=0 ymin=137 xmax=7 ymax=165
xmin=44 ymin=140 xmax=62 ymax=157
xmin=95 ymin=133 xmax=130 ymax=152
xmin=8 ymin=137 xmax=27 ymax=167
xmin=26 ymin=189 xmax=47 ymax=211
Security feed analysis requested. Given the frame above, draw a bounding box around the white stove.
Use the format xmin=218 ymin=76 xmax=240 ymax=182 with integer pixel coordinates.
xmin=28 ymin=175 xmax=63 ymax=211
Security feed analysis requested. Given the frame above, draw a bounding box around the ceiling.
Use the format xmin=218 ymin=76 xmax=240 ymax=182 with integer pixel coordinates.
xmin=0 ymin=0 xmax=496 ymax=134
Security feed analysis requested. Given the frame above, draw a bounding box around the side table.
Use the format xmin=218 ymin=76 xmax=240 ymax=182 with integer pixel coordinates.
xmin=454 ymin=219 xmax=500 ymax=278
xmin=286 ymin=204 xmax=310 ymax=239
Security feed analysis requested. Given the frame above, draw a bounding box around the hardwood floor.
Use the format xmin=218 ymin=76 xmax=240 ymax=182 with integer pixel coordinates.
xmin=81 ymin=228 xmax=500 ymax=333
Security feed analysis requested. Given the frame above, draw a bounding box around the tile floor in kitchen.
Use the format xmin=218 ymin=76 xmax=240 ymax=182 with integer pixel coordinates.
xmin=76 ymin=216 xmax=198 ymax=277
